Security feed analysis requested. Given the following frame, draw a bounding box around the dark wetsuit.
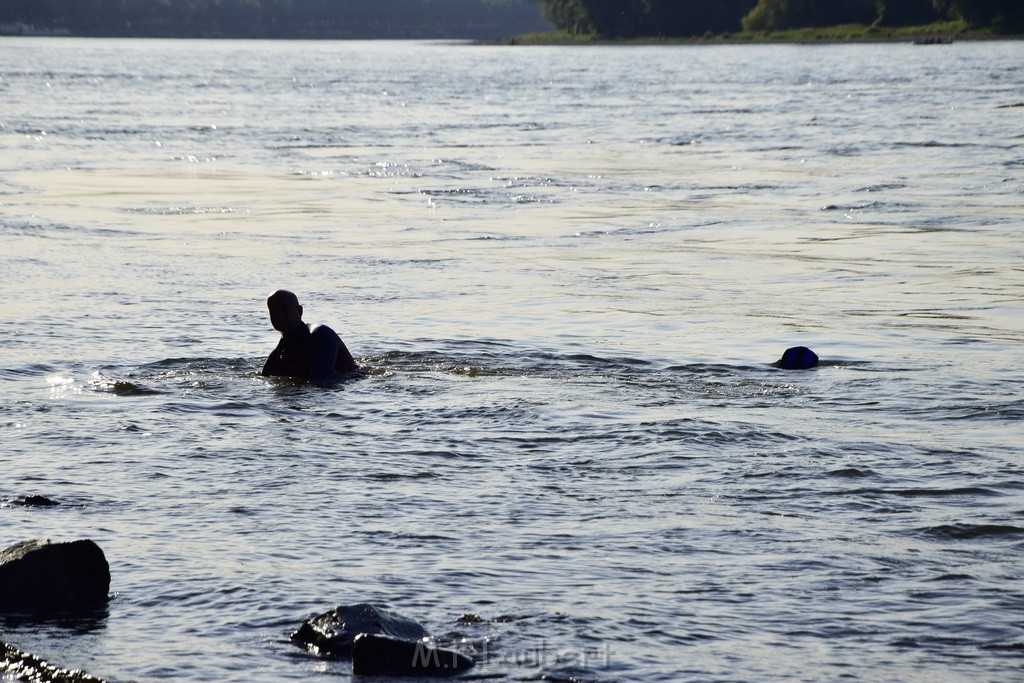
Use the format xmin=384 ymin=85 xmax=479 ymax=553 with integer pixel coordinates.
xmin=262 ymin=322 xmax=359 ymax=380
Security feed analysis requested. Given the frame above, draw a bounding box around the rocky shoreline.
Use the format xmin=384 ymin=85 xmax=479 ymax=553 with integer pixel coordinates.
xmin=1 ymin=538 xmax=478 ymax=680
xmin=1 ymin=642 xmax=105 ymax=683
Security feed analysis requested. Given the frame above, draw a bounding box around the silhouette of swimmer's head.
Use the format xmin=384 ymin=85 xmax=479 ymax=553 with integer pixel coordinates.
xmin=267 ymin=289 xmax=303 ymax=332
xmin=775 ymin=346 xmax=819 ymax=370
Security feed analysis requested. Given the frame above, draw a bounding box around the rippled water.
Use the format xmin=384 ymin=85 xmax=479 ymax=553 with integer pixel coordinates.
xmin=1 ymin=37 xmax=1023 ymax=682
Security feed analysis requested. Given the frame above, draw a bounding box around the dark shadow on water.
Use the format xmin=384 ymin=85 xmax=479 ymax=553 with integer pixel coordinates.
xmin=1 ymin=606 xmax=110 ymax=636
xmin=262 ymin=368 xmax=368 ymax=393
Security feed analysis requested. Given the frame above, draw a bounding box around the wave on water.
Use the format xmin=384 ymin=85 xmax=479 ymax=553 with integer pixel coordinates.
xmin=362 ymin=343 xmax=809 ymax=392
xmin=3 ymin=37 xmax=1024 ymax=683
xmin=819 ymin=199 xmax=919 ymax=213
xmin=920 ymin=523 xmax=1024 ymax=540
xmin=6 ymin=339 xmax=871 ymax=408
xmin=123 ymin=206 xmax=241 ymax=216
xmin=5 ymin=349 xmax=1022 ymax=682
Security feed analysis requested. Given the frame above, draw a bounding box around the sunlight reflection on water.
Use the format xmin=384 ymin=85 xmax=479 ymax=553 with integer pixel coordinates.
xmin=1 ymin=37 xmax=1022 ymax=682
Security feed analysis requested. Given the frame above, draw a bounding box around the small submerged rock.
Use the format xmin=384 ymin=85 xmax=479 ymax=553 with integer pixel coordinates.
xmin=290 ymin=603 xmax=429 ymax=657
xmin=456 ymin=612 xmax=524 ymax=624
xmin=0 ymin=539 xmax=110 ymax=614
xmin=1 ymin=641 xmax=106 ymax=682
xmin=773 ymin=346 xmax=819 ymax=370
xmin=352 ymin=633 xmax=474 ymax=677
xmin=8 ymin=495 xmax=60 ymax=507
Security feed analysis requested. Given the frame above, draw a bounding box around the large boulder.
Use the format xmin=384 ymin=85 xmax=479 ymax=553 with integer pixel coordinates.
xmin=1 ymin=642 xmax=106 ymax=682
xmin=352 ymin=633 xmax=474 ymax=677
xmin=290 ymin=603 xmax=429 ymax=657
xmin=0 ymin=539 xmax=110 ymax=614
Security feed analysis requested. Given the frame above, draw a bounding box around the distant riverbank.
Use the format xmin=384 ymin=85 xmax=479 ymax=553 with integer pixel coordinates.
xmin=501 ymin=20 xmax=1021 ymax=45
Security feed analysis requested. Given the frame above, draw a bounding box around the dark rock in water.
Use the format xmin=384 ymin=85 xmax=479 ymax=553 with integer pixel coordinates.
xmin=0 ymin=539 xmax=110 ymax=614
xmin=1 ymin=641 xmax=106 ymax=682
xmin=291 ymin=603 xmax=475 ymax=676
xmin=352 ymin=633 xmax=474 ymax=677
xmin=774 ymin=346 xmax=819 ymax=370
xmin=290 ymin=603 xmax=429 ymax=657
xmin=16 ymin=495 xmax=60 ymax=507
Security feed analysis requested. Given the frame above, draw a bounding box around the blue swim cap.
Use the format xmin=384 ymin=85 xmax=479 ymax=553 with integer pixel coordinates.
xmin=777 ymin=346 xmax=819 ymax=370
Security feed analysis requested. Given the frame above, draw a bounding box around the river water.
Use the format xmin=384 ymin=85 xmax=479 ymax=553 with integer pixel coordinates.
xmin=1 ymin=37 xmax=1022 ymax=682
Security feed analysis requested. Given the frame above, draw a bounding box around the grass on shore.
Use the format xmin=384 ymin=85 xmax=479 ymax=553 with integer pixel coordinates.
xmin=506 ymin=20 xmax=1007 ymax=45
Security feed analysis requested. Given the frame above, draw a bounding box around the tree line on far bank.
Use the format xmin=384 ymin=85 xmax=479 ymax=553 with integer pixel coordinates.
xmin=532 ymin=0 xmax=1024 ymax=37
xmin=0 ymin=0 xmax=550 ymax=39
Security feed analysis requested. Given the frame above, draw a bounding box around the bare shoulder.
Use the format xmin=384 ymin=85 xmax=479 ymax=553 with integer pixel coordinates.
xmin=308 ymin=324 xmax=341 ymax=341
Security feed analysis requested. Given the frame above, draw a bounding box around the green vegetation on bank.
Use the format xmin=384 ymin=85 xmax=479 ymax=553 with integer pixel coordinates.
xmin=510 ymin=19 xmax=999 ymax=44
xmin=530 ymin=0 xmax=1023 ymax=39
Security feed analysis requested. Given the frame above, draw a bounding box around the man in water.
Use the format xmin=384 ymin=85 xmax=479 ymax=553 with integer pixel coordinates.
xmin=261 ymin=289 xmax=360 ymax=380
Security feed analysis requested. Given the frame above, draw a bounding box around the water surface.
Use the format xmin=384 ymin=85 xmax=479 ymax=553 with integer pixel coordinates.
xmin=1 ymin=38 xmax=1023 ymax=682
